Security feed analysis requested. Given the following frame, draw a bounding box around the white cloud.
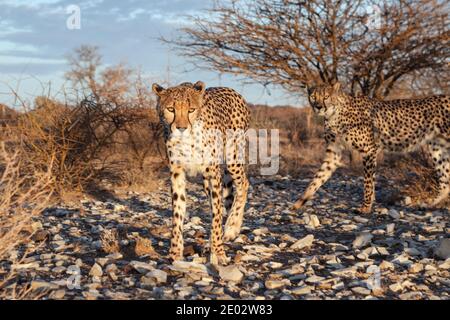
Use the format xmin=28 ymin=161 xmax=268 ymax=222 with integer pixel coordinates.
xmin=0 ymin=55 xmax=65 ymax=65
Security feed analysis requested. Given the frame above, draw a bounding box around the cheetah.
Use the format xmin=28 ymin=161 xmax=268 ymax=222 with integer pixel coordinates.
xmin=152 ymin=81 xmax=250 ymax=264
xmin=293 ymin=82 xmax=449 ymax=214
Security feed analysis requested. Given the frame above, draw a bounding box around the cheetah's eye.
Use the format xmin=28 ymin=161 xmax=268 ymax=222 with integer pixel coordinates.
xmin=166 ymin=107 xmax=175 ymax=112
xmin=188 ymin=108 xmax=196 ymax=113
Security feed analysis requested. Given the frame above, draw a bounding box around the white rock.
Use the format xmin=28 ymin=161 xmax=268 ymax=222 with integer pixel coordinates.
xmin=388 ymin=209 xmax=401 ymax=219
xmin=438 ymin=258 xmax=450 ymax=270
xmin=170 ymin=261 xmax=209 ymax=274
xmin=145 ymin=269 xmax=167 ymax=284
xmin=331 ymin=267 xmax=357 ymax=278
xmin=409 ymin=263 xmax=424 ymax=273
xmin=351 ymin=287 xmax=371 ymax=296
xmin=305 ymin=275 xmax=325 ymax=284
xmin=265 ymin=279 xmax=291 ymax=290
xmin=391 ymin=254 xmax=412 ymax=266
xmin=404 ymin=196 xmax=412 ymax=205
xmin=304 ymin=214 xmax=321 ymax=228
xmin=291 ymin=286 xmax=311 ymax=296
xmin=389 ymin=283 xmax=403 ymax=293
xmin=190 ymin=216 xmax=201 ymax=225
xmin=217 ymin=265 xmax=244 ymax=283
xmin=352 ymin=232 xmax=373 ymax=249
xmin=89 ymin=263 xmax=103 ymax=277
xmin=253 ymin=227 xmax=269 ymax=236
xmin=386 ymin=223 xmax=395 ymax=234
xmin=130 ymin=261 xmax=157 ymax=274
xmin=290 ymin=235 xmax=314 ymax=250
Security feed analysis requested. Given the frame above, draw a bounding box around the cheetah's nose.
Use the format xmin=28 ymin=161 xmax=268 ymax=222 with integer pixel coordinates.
xmin=178 ymin=127 xmax=187 ymax=133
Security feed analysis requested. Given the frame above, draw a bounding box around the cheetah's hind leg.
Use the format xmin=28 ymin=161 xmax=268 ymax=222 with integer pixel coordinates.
xmin=424 ymin=138 xmax=450 ymax=207
xmin=224 ymin=164 xmax=249 ymax=242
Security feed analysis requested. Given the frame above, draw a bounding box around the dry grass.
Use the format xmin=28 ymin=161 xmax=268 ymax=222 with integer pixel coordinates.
xmin=0 ymin=143 xmax=54 ymax=298
xmin=134 ymin=235 xmax=158 ymax=258
xmin=100 ymin=229 xmax=120 ymax=254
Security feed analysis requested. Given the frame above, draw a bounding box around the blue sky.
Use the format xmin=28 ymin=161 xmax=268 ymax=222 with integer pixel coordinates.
xmin=0 ymin=0 xmax=303 ymax=108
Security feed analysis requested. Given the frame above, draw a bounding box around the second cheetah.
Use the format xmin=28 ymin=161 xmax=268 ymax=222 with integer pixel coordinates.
xmin=294 ymin=82 xmax=449 ymax=213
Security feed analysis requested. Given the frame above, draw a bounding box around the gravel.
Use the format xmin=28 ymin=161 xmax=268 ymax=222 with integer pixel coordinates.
xmin=2 ymin=173 xmax=448 ymax=300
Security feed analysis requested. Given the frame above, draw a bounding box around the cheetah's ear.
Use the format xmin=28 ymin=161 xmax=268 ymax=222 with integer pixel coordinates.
xmin=332 ymin=82 xmax=341 ymax=93
xmin=193 ymin=81 xmax=206 ymax=94
xmin=152 ymin=83 xmax=166 ymax=97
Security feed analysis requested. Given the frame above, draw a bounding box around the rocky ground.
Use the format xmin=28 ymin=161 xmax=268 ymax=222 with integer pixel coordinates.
xmin=1 ymin=172 xmax=449 ymax=300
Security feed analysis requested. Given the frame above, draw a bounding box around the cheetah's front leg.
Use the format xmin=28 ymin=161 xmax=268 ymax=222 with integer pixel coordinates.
xmin=293 ymin=143 xmax=343 ymax=209
xmin=169 ymin=165 xmax=187 ymax=261
xmin=206 ymin=165 xmax=230 ymax=265
xmin=359 ymin=148 xmax=378 ymax=214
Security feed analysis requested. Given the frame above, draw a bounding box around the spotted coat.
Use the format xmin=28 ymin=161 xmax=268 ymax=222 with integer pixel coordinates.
xmin=152 ymin=81 xmax=250 ymax=264
xmin=294 ymin=82 xmax=450 ymax=213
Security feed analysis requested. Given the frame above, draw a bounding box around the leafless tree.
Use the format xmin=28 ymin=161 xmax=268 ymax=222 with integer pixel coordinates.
xmin=168 ymin=0 xmax=449 ymax=98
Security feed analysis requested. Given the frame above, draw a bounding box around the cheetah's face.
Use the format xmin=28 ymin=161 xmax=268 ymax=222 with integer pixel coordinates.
xmin=307 ymin=82 xmax=343 ymax=117
xmin=152 ymin=81 xmax=205 ymax=134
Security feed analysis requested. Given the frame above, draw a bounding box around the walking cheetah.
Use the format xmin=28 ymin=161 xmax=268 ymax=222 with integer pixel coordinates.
xmin=293 ymin=82 xmax=449 ymax=213
xmin=152 ymin=81 xmax=250 ymax=264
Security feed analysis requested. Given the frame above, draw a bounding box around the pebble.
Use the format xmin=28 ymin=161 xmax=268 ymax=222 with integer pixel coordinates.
xmin=217 ymin=265 xmax=244 ymax=283
xmin=145 ymin=269 xmax=168 ymax=284
xmin=351 ymin=287 xmax=371 ymax=296
xmin=4 ymin=175 xmax=447 ymax=300
xmin=291 ymin=286 xmax=311 ymax=296
xmin=352 ymin=232 xmax=373 ymax=249
xmin=290 ymin=235 xmax=314 ymax=250
xmin=264 ymin=279 xmax=291 ymax=290
xmin=388 ymin=209 xmax=401 ymax=219
xmin=129 ymin=261 xmax=157 ymax=274
xmin=169 ymin=261 xmax=209 ymax=275
xmin=89 ymin=263 xmax=103 ymax=277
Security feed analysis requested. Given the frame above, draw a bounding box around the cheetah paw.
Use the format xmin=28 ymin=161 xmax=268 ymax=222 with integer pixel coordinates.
xmin=210 ymin=252 xmax=230 ymax=266
xmin=169 ymin=251 xmax=184 ymax=263
xmin=292 ymin=198 xmax=307 ymax=210
xmin=223 ymin=225 xmax=240 ymax=242
xmin=358 ymin=206 xmax=372 ymax=215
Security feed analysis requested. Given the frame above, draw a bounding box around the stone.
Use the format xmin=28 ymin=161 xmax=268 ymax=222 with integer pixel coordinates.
xmin=389 ymin=283 xmax=403 ymax=293
xmin=304 ymin=214 xmax=320 ymax=228
xmin=305 ymin=275 xmax=325 ymax=284
xmin=217 ymin=265 xmax=244 ymax=283
xmin=265 ymin=279 xmax=291 ymax=290
xmin=169 ymin=261 xmax=209 ymax=274
xmin=352 ymin=232 xmax=373 ymax=249
xmin=438 ymin=258 xmax=450 ymax=270
xmin=89 ymin=263 xmax=103 ymax=277
xmin=145 ymin=269 xmax=168 ymax=284
xmin=351 ymin=287 xmax=371 ymax=296
xmin=291 ymin=286 xmax=311 ymax=296
xmin=31 ymin=281 xmax=59 ymax=291
xmin=331 ymin=267 xmax=357 ymax=278
xmin=290 ymin=235 xmax=314 ymax=250
xmin=388 ymin=209 xmax=401 ymax=219
xmin=409 ymin=263 xmax=424 ymax=273
xmin=253 ymin=227 xmax=269 ymax=236
xmin=404 ymin=196 xmax=412 ymax=205
xmin=129 ymin=261 xmax=157 ymax=274
xmin=386 ymin=223 xmax=395 ymax=234
xmin=50 ymin=289 xmax=66 ymax=299
xmin=434 ymin=238 xmax=450 ymax=260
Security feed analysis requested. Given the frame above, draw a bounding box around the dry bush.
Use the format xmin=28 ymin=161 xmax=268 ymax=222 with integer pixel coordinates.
xmin=0 ymin=143 xmax=54 ymax=297
xmin=250 ymin=104 xmax=326 ymax=175
xmin=134 ymin=235 xmax=158 ymax=258
xmin=9 ymin=93 xmax=163 ymax=196
xmin=100 ymin=229 xmax=120 ymax=254
xmin=381 ymin=150 xmax=440 ymax=204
